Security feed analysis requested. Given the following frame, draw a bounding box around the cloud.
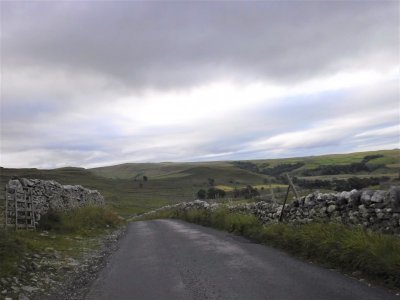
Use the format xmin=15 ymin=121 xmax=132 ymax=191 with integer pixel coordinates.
xmin=2 ymin=1 xmax=397 ymax=91
xmin=0 ymin=1 xmax=399 ymax=168
xmin=355 ymin=125 xmax=400 ymax=140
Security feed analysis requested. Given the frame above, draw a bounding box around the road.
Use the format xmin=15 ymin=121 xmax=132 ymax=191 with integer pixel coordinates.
xmin=87 ymin=219 xmax=398 ymax=300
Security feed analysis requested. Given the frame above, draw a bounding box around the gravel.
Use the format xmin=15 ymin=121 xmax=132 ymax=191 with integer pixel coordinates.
xmin=0 ymin=227 xmax=126 ymax=300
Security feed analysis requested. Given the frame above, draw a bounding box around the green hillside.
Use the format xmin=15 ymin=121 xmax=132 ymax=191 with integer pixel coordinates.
xmin=1 ymin=149 xmax=399 ymax=218
xmin=0 ymin=163 xmax=270 ymax=217
xmin=249 ymin=149 xmax=400 ymax=170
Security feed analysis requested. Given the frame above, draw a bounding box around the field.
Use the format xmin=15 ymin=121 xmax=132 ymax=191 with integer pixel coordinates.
xmin=1 ymin=149 xmax=399 ymax=218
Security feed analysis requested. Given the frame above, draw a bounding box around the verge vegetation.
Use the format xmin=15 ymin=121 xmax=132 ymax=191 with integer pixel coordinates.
xmin=0 ymin=206 xmax=124 ymax=278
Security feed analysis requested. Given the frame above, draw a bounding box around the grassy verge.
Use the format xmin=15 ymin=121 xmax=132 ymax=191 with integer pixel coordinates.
xmin=0 ymin=205 xmax=124 ymax=278
xmin=141 ymin=207 xmax=400 ymax=290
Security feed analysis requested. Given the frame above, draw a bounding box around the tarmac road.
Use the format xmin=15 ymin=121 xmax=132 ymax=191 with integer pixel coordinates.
xmin=87 ymin=219 xmax=398 ymax=300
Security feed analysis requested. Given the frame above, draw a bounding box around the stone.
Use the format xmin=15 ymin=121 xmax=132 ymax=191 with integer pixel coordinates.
xmin=371 ymin=190 xmax=386 ymax=203
xmin=309 ymin=208 xmax=316 ymax=217
xmin=348 ymin=189 xmax=361 ymax=207
xmin=358 ymin=204 xmax=368 ymax=214
xmin=30 ymin=262 xmax=40 ymax=271
xmin=336 ymin=197 xmax=347 ymax=206
xmin=388 ymin=186 xmax=400 ymax=210
xmin=327 ymin=205 xmax=337 ymax=213
xmin=19 ymin=294 xmax=29 ymax=300
xmin=12 ymin=285 xmax=20 ymax=292
xmin=339 ymin=191 xmax=351 ymax=200
xmin=361 ymin=190 xmax=374 ymax=204
xmin=377 ymin=212 xmax=385 ymax=220
xmin=304 ymin=194 xmax=315 ymax=207
xmin=21 ymin=285 xmax=38 ymax=293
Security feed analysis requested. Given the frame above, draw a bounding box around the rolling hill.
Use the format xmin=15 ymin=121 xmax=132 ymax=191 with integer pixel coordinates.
xmin=1 ymin=149 xmax=399 ymax=218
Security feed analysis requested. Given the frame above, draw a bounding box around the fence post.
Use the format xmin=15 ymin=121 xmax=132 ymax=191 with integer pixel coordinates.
xmin=285 ymin=173 xmax=299 ymax=200
xmin=279 ymin=173 xmax=299 ymax=222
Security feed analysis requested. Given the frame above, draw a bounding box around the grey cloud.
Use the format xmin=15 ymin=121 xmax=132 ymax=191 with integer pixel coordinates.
xmin=2 ymin=1 xmax=397 ymax=91
xmin=1 ymin=1 xmax=399 ymax=168
xmin=1 ymin=78 xmax=398 ymax=168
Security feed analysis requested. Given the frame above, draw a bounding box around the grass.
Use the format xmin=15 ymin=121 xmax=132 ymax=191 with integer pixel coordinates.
xmin=260 ymin=223 xmax=400 ymax=287
xmin=141 ymin=206 xmax=400 ymax=289
xmin=1 ymin=149 xmax=399 ymax=218
xmin=250 ymin=149 xmax=400 ymax=170
xmin=0 ymin=205 xmax=124 ymax=278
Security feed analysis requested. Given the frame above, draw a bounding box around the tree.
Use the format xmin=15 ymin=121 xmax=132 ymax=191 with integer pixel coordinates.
xmin=208 ymin=178 xmax=215 ymax=186
xmin=143 ymin=176 xmax=148 ymax=182
xmin=233 ymin=185 xmax=259 ymax=199
xmin=197 ymin=189 xmax=206 ymax=199
xmin=206 ymin=188 xmax=226 ymax=199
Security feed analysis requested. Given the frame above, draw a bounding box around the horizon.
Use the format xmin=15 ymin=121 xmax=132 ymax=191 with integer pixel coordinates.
xmin=1 ymin=148 xmax=398 ymax=170
xmin=1 ymin=1 xmax=399 ymax=169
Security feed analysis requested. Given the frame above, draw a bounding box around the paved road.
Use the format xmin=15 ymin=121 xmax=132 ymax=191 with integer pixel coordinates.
xmin=87 ymin=220 xmax=398 ymax=300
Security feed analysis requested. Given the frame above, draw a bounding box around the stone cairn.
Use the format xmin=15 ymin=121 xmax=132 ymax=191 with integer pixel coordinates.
xmin=142 ymin=187 xmax=400 ymax=234
xmin=4 ymin=177 xmax=105 ymax=229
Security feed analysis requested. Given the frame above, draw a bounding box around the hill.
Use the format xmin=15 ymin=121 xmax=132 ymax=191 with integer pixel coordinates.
xmin=1 ymin=149 xmax=399 ymax=217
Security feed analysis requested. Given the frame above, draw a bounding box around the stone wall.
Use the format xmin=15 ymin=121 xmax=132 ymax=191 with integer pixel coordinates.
xmin=5 ymin=177 xmax=105 ymax=226
xmin=143 ymin=187 xmax=400 ymax=234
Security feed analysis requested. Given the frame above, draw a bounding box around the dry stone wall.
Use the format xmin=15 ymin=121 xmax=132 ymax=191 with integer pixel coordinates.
xmin=5 ymin=177 xmax=105 ymax=226
xmin=143 ymin=187 xmax=400 ymax=234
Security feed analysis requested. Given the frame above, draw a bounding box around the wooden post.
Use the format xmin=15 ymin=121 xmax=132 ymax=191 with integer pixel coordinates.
xmin=279 ymin=173 xmax=299 ymax=222
xmin=285 ymin=173 xmax=299 ymax=200
xmin=279 ymin=185 xmax=291 ymax=222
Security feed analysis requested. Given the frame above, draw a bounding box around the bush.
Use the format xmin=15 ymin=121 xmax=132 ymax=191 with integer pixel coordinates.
xmin=233 ymin=185 xmax=259 ymax=199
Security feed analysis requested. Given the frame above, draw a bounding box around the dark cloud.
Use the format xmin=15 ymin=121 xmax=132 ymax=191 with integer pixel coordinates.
xmin=2 ymin=1 xmax=397 ymax=90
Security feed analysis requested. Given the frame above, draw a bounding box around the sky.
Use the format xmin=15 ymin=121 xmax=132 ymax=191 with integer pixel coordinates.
xmin=0 ymin=1 xmax=399 ymax=169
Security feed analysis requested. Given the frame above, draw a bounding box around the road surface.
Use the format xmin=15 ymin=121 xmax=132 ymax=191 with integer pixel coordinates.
xmin=87 ymin=219 xmax=398 ymax=300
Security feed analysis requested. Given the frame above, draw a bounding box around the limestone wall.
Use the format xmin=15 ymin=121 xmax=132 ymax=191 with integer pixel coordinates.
xmin=143 ymin=187 xmax=400 ymax=234
xmin=5 ymin=177 xmax=105 ymax=225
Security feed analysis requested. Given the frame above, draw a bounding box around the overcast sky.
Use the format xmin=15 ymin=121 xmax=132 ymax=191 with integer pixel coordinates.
xmin=1 ymin=1 xmax=399 ymax=169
